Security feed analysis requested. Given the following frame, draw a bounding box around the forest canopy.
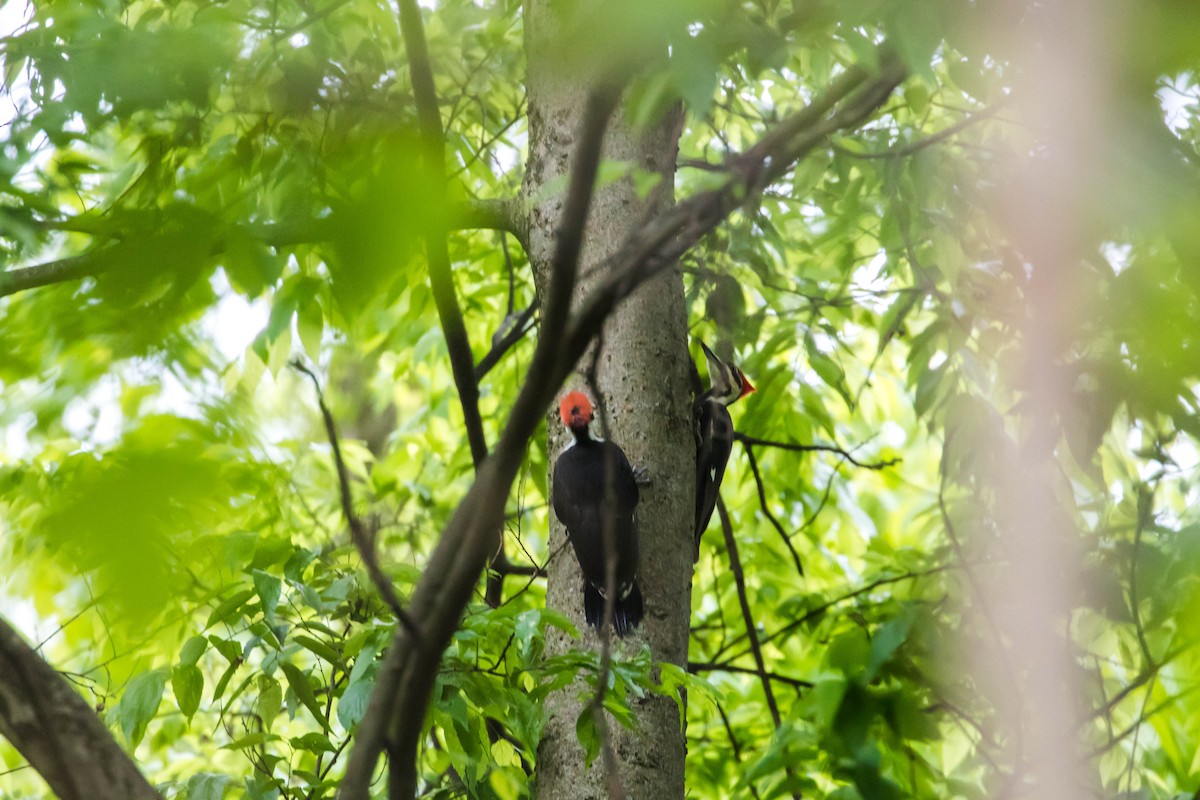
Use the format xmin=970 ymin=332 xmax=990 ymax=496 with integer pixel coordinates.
xmin=3 ymin=1 xmax=1200 ymax=799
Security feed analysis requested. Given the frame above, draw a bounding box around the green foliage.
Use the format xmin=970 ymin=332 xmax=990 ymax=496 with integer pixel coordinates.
xmin=3 ymin=0 xmax=1200 ymax=798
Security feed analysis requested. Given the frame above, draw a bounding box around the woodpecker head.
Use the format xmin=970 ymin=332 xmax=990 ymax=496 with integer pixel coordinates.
xmin=700 ymin=340 xmax=756 ymax=406
xmin=559 ymin=391 xmax=594 ymax=437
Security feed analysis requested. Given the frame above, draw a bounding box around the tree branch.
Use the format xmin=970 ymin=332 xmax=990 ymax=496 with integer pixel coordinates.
xmin=474 ymin=300 xmax=540 ymax=382
xmin=337 ymin=77 xmax=625 ymax=800
xmin=447 ymin=197 xmax=525 ymax=246
xmin=742 ymin=442 xmax=805 ymax=578
xmin=688 ymin=661 xmax=814 ymax=690
xmin=717 ymin=499 xmax=783 ymax=727
xmin=337 ymin=50 xmax=906 ymax=800
xmin=292 ymin=362 xmax=421 ymax=640
xmin=832 ymin=99 xmax=1009 ymax=160
xmin=0 ymin=617 xmax=162 ymax=800
xmin=736 ymin=432 xmax=899 ymax=470
xmin=1 ymin=197 xmax=519 ymax=302
xmin=399 ymin=0 xmax=488 ymax=473
xmin=716 ymin=499 xmax=801 ymax=800
xmin=0 ymin=254 xmax=101 ymax=298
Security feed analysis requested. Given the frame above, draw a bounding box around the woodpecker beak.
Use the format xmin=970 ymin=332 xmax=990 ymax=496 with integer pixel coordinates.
xmin=738 ymin=371 xmax=756 ymax=398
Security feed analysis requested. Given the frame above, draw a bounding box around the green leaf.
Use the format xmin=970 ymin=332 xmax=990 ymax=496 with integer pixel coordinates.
xmin=118 ymin=668 xmax=169 ymax=747
xmin=291 ymin=732 xmax=337 ymax=754
xmin=280 ymin=663 xmax=328 ymax=730
xmin=294 ymin=634 xmax=342 ymax=666
xmin=257 ymin=675 xmax=283 ymax=732
xmin=253 ymin=570 xmax=281 ymax=627
xmin=180 ymin=635 xmax=208 ymax=665
xmin=865 ymin=615 xmax=911 ymax=682
xmin=172 ymin=664 xmax=204 ymax=721
xmin=212 ymin=660 xmax=240 ymax=703
xmin=806 ymin=337 xmax=852 ymax=407
xmin=186 ymin=773 xmax=232 ymax=800
xmin=222 ymin=732 xmax=281 ymax=751
xmin=205 ymin=588 xmax=257 ymax=630
xmin=575 ymin=705 xmax=600 ymax=768
xmin=336 ymin=679 xmax=373 ymax=730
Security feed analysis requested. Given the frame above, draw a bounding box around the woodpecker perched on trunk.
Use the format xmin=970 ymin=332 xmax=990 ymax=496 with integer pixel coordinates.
xmin=694 ymin=341 xmax=756 ymax=559
xmin=552 ymin=391 xmax=643 ymax=637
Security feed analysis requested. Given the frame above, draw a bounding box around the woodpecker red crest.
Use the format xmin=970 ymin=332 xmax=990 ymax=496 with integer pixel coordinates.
xmin=559 ymin=390 xmax=594 ymax=432
xmin=552 ymin=391 xmax=643 ymax=637
xmin=694 ymin=341 xmax=755 ymax=559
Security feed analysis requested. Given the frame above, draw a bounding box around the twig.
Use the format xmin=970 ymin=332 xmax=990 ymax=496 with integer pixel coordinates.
xmin=716 ymin=499 xmax=801 ymax=800
xmin=475 ymin=300 xmax=540 ymax=381
xmin=688 ymin=661 xmax=813 ymax=690
xmin=717 ymin=499 xmax=782 ymax=727
xmin=736 ymin=433 xmax=898 ymax=470
xmin=291 ymin=362 xmax=421 ymax=641
xmin=831 ymin=100 xmax=1009 ymax=160
xmin=583 ymin=333 xmax=630 ymax=799
xmin=742 ymin=443 xmax=805 ymax=578
xmin=713 ymin=699 xmax=763 ymax=800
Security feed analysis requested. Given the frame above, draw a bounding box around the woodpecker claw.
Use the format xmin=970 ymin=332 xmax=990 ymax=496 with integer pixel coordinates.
xmin=633 ymin=466 xmax=652 ymax=486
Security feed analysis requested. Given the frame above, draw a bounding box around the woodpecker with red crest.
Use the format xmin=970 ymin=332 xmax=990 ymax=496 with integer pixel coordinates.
xmin=552 ymin=390 xmax=644 ymax=637
xmin=694 ymin=341 xmax=756 ymax=559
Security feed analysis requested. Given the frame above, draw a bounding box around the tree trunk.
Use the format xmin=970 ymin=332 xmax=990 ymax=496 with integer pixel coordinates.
xmin=522 ymin=3 xmax=692 ymax=798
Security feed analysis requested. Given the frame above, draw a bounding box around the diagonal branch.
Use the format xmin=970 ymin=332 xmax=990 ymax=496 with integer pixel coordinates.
xmin=400 ymin=0 xmax=488 ymax=470
xmin=716 ymin=499 xmax=782 ymax=727
xmin=688 ymin=661 xmax=813 ymax=690
xmin=337 ymin=50 xmax=907 ymax=800
xmin=338 ymin=77 xmax=625 ymax=800
xmin=743 ymin=442 xmax=805 ymax=578
xmin=292 ymin=361 xmax=421 ymax=640
xmin=1 ymin=199 xmax=520 ymax=302
xmin=716 ymin=499 xmax=801 ymax=800
xmin=0 ymin=617 xmax=162 ymax=800
xmin=736 ymin=433 xmax=899 ymax=470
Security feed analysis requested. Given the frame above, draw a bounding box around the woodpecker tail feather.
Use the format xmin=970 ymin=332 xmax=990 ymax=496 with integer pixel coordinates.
xmin=583 ymin=582 xmax=643 ymax=638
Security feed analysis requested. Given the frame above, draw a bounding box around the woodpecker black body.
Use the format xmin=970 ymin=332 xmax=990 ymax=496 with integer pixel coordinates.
xmin=694 ymin=341 xmax=756 ymax=559
xmin=552 ymin=391 xmax=643 ymax=637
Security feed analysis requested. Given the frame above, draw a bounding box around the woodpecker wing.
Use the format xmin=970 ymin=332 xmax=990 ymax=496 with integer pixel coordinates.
xmin=552 ymin=439 xmax=641 ymax=612
xmin=694 ymin=395 xmax=734 ymax=559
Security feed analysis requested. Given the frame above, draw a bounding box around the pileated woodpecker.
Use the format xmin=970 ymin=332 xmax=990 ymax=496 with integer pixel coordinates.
xmin=694 ymin=341 xmax=756 ymax=559
xmin=552 ymin=391 xmax=643 ymax=637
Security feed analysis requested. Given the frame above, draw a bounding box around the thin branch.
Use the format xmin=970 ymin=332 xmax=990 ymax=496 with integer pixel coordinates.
xmin=689 ymin=661 xmax=813 ymax=690
xmin=475 ymin=299 xmax=540 ymax=381
xmin=291 ymin=362 xmax=421 ymax=641
xmin=742 ymin=442 xmax=805 ymax=578
xmin=711 ymin=564 xmax=953 ymax=666
xmin=0 ymin=254 xmax=100 ymax=298
xmin=717 ymin=499 xmax=801 ymax=800
xmin=832 ymin=100 xmax=1009 ymax=160
xmin=736 ymin=433 xmax=898 ymax=470
xmin=581 ymin=329 xmax=629 ymax=799
xmin=713 ymin=699 xmax=764 ymax=800
xmin=717 ymin=498 xmax=782 ymax=727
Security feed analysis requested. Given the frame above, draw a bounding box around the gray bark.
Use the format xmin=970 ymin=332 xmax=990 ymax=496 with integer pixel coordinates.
xmin=522 ymin=3 xmax=693 ymax=798
xmin=0 ymin=616 xmax=163 ymax=800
